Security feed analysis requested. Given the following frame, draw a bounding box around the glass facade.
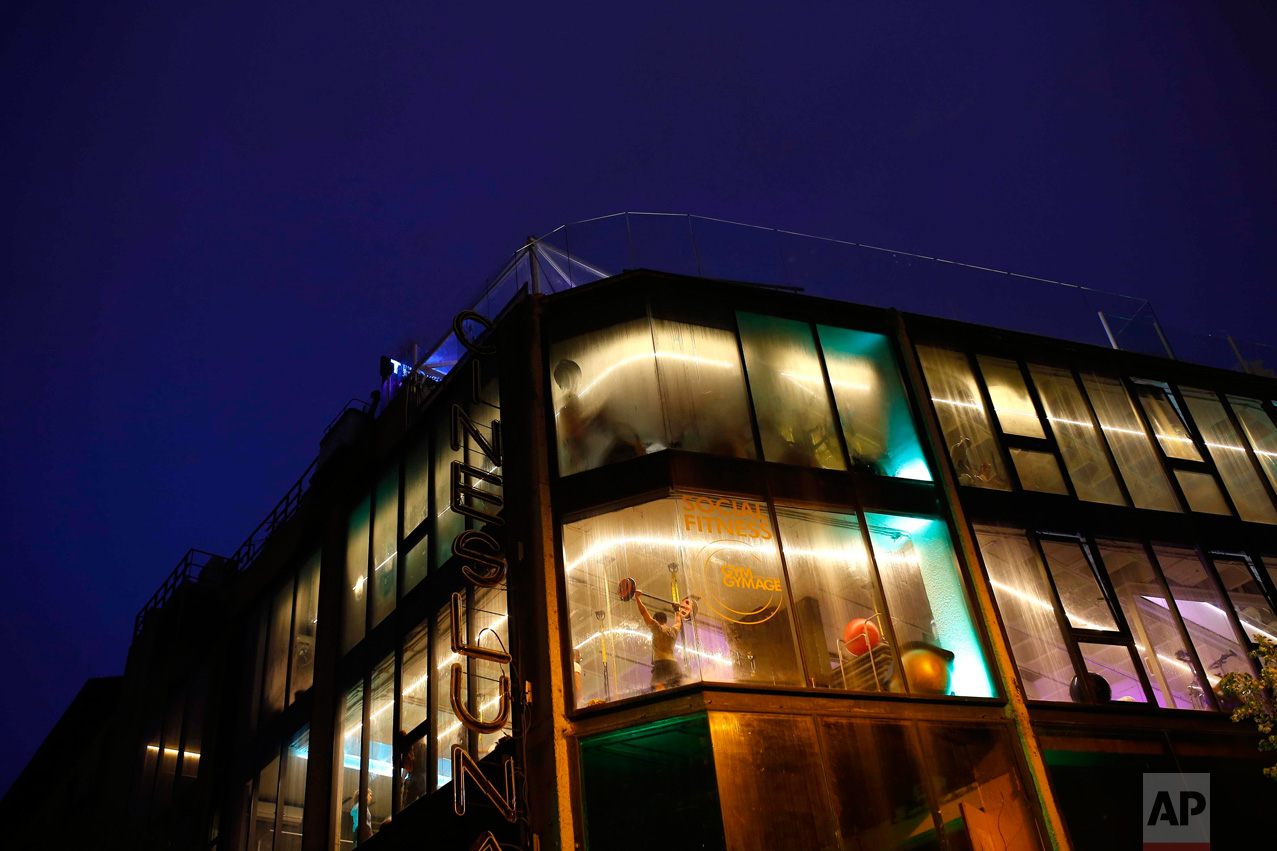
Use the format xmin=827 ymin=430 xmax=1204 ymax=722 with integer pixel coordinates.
xmin=549 ymin=308 xmax=930 ymax=482
xmin=563 ymin=494 xmax=992 ymax=707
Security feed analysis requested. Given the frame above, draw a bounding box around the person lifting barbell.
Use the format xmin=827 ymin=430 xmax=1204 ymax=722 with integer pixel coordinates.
xmin=618 ymin=577 xmax=692 ymax=691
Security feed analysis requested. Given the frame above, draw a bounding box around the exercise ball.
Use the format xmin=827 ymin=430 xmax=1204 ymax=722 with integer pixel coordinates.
xmin=842 ymin=618 xmax=882 ymax=656
xmin=900 ymin=642 xmax=954 ymax=695
xmin=1069 ymin=671 xmax=1112 ymax=703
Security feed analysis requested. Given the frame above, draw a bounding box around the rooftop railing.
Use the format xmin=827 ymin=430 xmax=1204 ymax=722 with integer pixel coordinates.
xmin=135 ymin=212 xmax=1276 ymax=640
xmin=404 ymin=212 xmax=1274 ymax=382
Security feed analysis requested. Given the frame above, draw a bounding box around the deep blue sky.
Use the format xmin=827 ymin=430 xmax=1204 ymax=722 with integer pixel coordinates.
xmin=2 ymin=1 xmax=1275 ymax=793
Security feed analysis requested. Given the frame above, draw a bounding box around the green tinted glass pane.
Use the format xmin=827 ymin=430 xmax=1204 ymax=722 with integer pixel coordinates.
xmin=818 ymin=325 xmax=930 ymax=480
xmin=580 ymin=715 xmax=725 ymax=851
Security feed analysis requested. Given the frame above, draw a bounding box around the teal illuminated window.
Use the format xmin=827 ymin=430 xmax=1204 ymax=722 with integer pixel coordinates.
xmin=817 ymin=325 xmax=931 ymax=481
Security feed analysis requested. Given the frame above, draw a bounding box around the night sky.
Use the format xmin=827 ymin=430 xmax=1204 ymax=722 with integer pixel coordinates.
xmin=2 ymin=1 xmax=1275 ymax=794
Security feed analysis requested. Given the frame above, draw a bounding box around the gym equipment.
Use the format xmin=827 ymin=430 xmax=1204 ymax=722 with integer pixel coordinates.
xmin=841 ymin=618 xmax=882 ymax=656
xmin=1069 ymin=671 xmax=1112 ymax=704
xmin=900 ymin=642 xmax=954 ymax=695
xmin=616 ymin=577 xmax=697 ymax=620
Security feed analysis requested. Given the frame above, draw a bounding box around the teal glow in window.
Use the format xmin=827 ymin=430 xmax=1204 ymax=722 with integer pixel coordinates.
xmin=817 ymin=325 xmax=931 ymax=481
xmin=865 ymin=513 xmax=995 ymax=698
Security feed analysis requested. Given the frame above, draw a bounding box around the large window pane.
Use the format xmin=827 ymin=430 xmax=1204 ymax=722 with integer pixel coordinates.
xmin=368 ymin=655 xmax=393 ymax=835
xmin=473 ymin=585 xmax=511 ymax=760
xmin=400 ymin=622 xmax=430 ymax=811
xmin=433 ymin=600 xmax=465 ymax=788
xmin=433 ymin=399 xmax=464 ymax=568
xmin=1009 ymin=448 xmax=1068 ymax=494
xmin=1153 ymin=544 xmax=1254 ymax=685
xmin=1096 ymin=541 xmax=1209 ymax=710
xmin=916 ymin=345 xmax=1008 ymax=489
xmin=400 ymin=623 xmax=430 ymax=734
xmin=1080 ymin=372 xmax=1180 ymax=512
xmin=250 ymin=755 xmax=280 ymax=851
xmin=978 ymin=355 xmax=1045 ymax=438
xmin=371 ymin=468 xmax=399 ymax=626
xmin=1174 ymin=469 xmax=1231 ymax=515
xmin=710 ymin=713 xmax=838 ymax=851
xmin=278 ymin=728 xmax=309 ymax=851
xmin=819 ymin=325 xmax=930 ymax=480
xmin=652 ymin=318 xmax=756 ymax=459
xmin=290 ymin=551 xmax=320 ymax=701
xmin=1029 ymin=364 xmax=1125 ymax=505
xmin=1209 ymin=555 xmax=1277 ymax=644
xmin=1182 ymin=387 xmax=1277 ymax=524
xmin=1039 ymin=540 xmax=1117 ymax=631
xmin=403 ymin=435 xmax=430 ymax=541
xmin=563 ymin=495 xmax=803 ymax=707
xmin=342 ymin=497 xmax=370 ymax=655
xmin=334 ymin=683 xmax=362 ymax=849
xmin=1135 ymin=382 xmax=1201 ymax=460
xmin=1229 ymin=396 xmax=1277 ymax=494
xmin=776 ymin=507 xmax=897 ymax=692
xmin=549 ymin=318 xmax=662 ymax=476
xmin=579 ymin=715 xmax=726 ymax=851
xmin=819 ymin=719 xmax=937 ymax=851
xmin=738 ymin=312 xmax=845 ymax=470
xmin=262 ymin=578 xmax=294 ymax=719
xmin=974 ymin=527 xmax=1074 ymax=702
xmin=866 ymin=514 xmax=994 ymax=697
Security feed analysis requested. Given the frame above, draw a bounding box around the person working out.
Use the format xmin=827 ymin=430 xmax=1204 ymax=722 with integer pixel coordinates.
xmin=634 ymin=590 xmax=687 ymax=690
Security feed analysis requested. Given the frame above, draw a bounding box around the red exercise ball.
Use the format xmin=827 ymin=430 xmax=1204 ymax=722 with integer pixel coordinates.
xmin=842 ymin=618 xmax=881 ymax=656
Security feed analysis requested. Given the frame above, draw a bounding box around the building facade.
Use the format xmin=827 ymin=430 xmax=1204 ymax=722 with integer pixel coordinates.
xmin=8 ymin=264 xmax=1277 ymax=851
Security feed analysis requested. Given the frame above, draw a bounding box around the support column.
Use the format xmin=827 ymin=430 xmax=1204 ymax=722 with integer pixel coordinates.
xmin=893 ymin=312 xmax=1072 ymax=851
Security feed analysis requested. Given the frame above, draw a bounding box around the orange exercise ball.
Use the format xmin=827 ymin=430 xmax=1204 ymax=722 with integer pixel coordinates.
xmin=841 ymin=618 xmax=881 ymax=656
xmin=900 ymin=643 xmax=954 ymax=695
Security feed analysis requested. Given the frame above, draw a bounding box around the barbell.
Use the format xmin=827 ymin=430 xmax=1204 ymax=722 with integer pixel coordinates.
xmin=616 ymin=577 xmax=697 ymax=621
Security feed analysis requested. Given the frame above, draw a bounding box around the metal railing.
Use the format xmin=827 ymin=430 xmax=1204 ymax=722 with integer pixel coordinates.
xmin=134 ymin=213 xmax=1277 ymax=639
xmin=132 ymin=549 xmax=227 ymax=637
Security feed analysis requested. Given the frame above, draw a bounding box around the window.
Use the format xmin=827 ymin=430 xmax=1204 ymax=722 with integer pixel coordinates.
xmin=1153 ymin=544 xmax=1254 ymax=682
xmin=1207 ymin=555 xmax=1277 ymax=645
xmin=975 ymin=526 xmax=1074 ymax=702
xmin=371 ymin=469 xmax=399 ymax=626
xmin=1095 ymin=540 xmax=1210 ymax=710
xmin=250 ymin=550 xmax=322 ymax=725
xmin=290 ymin=551 xmax=320 ymax=699
xmin=333 ymin=589 xmax=512 ymax=835
xmin=563 ymin=495 xmax=804 ymax=707
xmin=651 ymin=317 xmax=757 ymax=460
xmin=818 ymin=325 xmax=930 ymax=480
xmin=1028 ymin=364 xmax=1125 ymax=505
xmin=917 ymin=345 xmax=1009 ymax=489
xmin=579 ymin=715 xmax=726 ymax=851
xmin=1228 ymin=396 xmax=1277 ymax=495
xmin=564 ymin=496 xmax=992 ymax=707
xmin=1182 ymin=387 xmax=1277 ymax=524
xmin=865 ymin=513 xmax=994 ymax=697
xmin=978 ymin=355 xmax=1045 ymax=438
xmin=737 ymin=313 xmax=845 ymax=469
xmin=133 ymin=672 xmax=210 ymax=823
xmin=246 ymin=728 xmax=309 ymax=851
xmin=342 ymin=498 xmax=370 ymax=655
xmin=334 ymin=684 xmax=362 ymax=848
xmin=1135 ymin=382 xmax=1201 ymax=460
xmin=548 ymin=307 xmax=756 ymax=477
xmin=1080 ymin=372 xmax=1180 ymax=512
xmin=776 ymin=507 xmax=897 ymax=692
